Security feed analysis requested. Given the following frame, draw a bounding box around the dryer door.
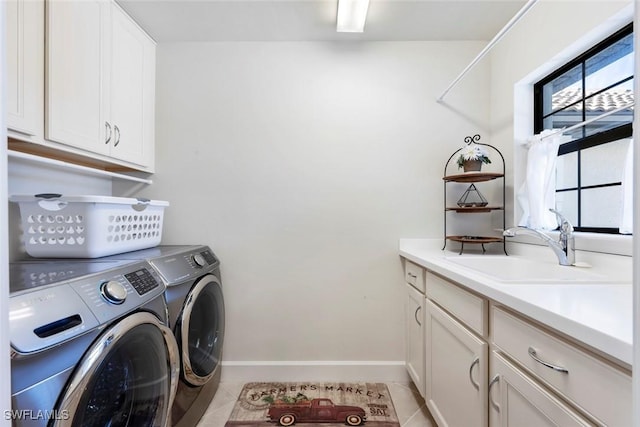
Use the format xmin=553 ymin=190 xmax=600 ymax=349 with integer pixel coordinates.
xmin=178 ymin=274 xmax=225 ymax=386
xmin=52 ymin=312 xmax=179 ymax=427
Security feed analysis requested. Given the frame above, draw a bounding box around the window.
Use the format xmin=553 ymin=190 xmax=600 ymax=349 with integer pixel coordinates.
xmin=533 ymin=24 xmax=633 ymax=234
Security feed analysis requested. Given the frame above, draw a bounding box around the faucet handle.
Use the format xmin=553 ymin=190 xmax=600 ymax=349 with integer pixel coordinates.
xmin=549 ymin=209 xmax=574 ymax=234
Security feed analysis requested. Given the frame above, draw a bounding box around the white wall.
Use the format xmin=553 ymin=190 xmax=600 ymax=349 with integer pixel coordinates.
xmin=489 ymin=3 xmax=636 ymax=416
xmin=488 ymin=0 xmax=631 ymax=228
xmin=140 ymin=41 xmax=491 ymax=377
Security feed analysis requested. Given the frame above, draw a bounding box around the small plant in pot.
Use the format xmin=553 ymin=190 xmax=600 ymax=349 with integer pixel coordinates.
xmin=457 ymin=143 xmax=491 ymax=172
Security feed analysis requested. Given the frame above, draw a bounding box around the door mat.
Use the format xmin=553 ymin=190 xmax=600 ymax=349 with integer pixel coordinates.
xmin=225 ymin=382 xmax=400 ymax=427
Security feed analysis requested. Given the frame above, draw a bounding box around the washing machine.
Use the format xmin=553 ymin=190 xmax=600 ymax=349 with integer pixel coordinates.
xmin=105 ymin=245 xmax=225 ymax=427
xmin=9 ymin=258 xmax=180 ymax=427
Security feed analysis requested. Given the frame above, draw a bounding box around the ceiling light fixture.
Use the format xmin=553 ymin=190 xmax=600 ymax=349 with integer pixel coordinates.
xmin=336 ymin=0 xmax=370 ymax=33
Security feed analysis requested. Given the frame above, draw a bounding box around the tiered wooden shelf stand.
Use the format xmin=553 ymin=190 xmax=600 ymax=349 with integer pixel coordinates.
xmin=443 ymin=136 xmax=507 ymax=255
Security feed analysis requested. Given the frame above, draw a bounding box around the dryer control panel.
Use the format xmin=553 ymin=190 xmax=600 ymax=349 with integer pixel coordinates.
xmin=150 ymin=246 xmax=219 ymax=286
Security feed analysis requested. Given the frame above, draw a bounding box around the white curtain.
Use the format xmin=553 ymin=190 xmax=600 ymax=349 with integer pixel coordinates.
xmin=516 ymin=130 xmax=568 ymax=230
xmin=619 ymin=139 xmax=633 ymax=234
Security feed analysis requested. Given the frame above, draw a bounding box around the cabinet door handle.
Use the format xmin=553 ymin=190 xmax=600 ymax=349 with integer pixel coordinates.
xmin=407 ymin=272 xmax=417 ymax=279
xmin=489 ymin=375 xmax=500 ymax=412
xmin=468 ymin=356 xmax=480 ymax=390
xmin=105 ymin=122 xmax=112 ymax=144
xmin=114 ymin=125 xmax=121 ymax=147
xmin=528 ymin=347 xmax=569 ymax=374
xmin=414 ymin=306 xmax=422 ymax=326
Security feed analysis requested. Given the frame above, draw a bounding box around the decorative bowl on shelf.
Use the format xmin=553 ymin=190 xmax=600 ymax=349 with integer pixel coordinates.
xmin=457 ymin=183 xmax=488 ymax=207
xmin=457 ymin=201 xmax=489 ymax=207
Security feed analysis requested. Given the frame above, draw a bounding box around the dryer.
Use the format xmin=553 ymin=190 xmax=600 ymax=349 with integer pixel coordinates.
xmin=105 ymin=245 xmax=225 ymax=427
xmin=9 ymin=259 xmax=180 ymax=427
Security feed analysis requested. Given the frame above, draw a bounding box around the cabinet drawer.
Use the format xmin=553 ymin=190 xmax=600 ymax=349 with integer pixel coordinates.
xmin=404 ymin=260 xmax=425 ymax=293
xmin=492 ymin=306 xmax=631 ymax=426
xmin=427 ymin=272 xmax=487 ymax=336
xmin=491 ymin=351 xmax=594 ymax=427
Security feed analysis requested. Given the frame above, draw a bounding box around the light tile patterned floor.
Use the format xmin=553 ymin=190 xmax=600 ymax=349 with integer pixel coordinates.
xmin=196 ymin=382 xmax=436 ymax=427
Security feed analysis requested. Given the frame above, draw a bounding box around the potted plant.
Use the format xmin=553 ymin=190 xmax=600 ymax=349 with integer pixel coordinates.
xmin=457 ymin=143 xmax=491 ymax=172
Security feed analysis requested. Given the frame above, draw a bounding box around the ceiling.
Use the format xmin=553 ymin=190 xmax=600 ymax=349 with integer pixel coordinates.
xmin=116 ymin=0 xmax=528 ymax=43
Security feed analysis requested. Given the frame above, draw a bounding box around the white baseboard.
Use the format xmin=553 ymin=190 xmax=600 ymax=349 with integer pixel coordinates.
xmin=220 ymin=360 xmax=410 ymax=383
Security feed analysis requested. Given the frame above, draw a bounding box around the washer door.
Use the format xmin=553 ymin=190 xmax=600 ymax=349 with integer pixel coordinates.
xmin=178 ymin=274 xmax=225 ymax=386
xmin=52 ymin=312 xmax=179 ymax=427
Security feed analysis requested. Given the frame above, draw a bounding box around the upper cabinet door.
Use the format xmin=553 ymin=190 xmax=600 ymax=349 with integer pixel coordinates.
xmin=109 ymin=4 xmax=155 ymax=167
xmin=6 ymin=0 xmax=44 ymax=139
xmin=46 ymin=0 xmax=110 ymax=156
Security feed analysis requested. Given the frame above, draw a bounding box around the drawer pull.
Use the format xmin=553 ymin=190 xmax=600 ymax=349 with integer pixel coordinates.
xmin=528 ymin=347 xmax=569 ymax=374
xmin=468 ymin=356 xmax=480 ymax=390
xmin=414 ymin=306 xmax=422 ymax=326
xmin=489 ymin=375 xmax=500 ymax=411
xmin=407 ymin=272 xmax=417 ymax=279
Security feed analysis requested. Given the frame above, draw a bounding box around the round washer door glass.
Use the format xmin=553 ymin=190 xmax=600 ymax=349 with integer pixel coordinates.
xmin=53 ymin=312 xmax=178 ymax=427
xmin=180 ymin=274 xmax=225 ymax=386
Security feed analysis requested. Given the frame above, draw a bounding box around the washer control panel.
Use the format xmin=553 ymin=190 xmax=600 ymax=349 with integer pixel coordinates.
xmin=73 ymin=261 xmax=165 ymax=324
xmin=124 ymin=268 xmax=161 ymax=295
xmin=9 ymin=284 xmax=100 ymax=354
xmin=9 ymin=260 xmax=165 ymax=355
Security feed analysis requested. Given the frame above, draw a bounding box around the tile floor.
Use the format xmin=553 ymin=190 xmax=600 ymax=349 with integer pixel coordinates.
xmin=196 ymin=382 xmax=436 ymax=427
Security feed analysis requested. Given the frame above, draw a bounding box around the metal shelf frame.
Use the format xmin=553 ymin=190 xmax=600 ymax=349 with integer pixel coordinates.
xmin=442 ymin=135 xmax=507 ymax=255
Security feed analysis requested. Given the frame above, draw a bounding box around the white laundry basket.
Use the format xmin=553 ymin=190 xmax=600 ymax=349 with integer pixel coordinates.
xmin=10 ymin=194 xmax=170 ymax=258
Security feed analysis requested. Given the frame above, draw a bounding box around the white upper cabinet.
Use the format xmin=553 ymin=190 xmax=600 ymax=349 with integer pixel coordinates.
xmin=45 ymin=0 xmax=155 ymax=169
xmin=108 ymin=4 xmax=155 ymax=166
xmin=46 ymin=0 xmax=108 ymax=155
xmin=6 ymin=0 xmax=44 ymax=140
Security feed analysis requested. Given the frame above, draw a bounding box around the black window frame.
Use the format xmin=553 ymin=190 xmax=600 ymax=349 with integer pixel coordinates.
xmin=533 ymin=23 xmax=633 ymax=234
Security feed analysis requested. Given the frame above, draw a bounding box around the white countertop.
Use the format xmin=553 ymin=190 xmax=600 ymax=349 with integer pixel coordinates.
xmin=399 ymin=239 xmax=633 ymax=366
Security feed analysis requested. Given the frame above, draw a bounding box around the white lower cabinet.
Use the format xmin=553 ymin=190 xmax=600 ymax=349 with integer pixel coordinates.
xmin=405 ymin=283 xmax=425 ymax=397
xmin=425 ymin=299 xmax=488 ymax=427
xmin=489 ymin=351 xmax=593 ymax=427
xmin=400 ymin=257 xmax=630 ymax=427
xmin=492 ymin=306 xmax=631 ymax=426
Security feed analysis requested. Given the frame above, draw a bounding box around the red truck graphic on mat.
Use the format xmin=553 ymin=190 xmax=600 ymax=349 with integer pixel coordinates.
xmin=267 ymin=398 xmax=366 ymax=426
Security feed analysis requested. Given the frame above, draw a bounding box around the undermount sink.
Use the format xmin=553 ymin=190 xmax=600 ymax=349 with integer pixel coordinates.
xmin=443 ymin=255 xmax=627 ymax=284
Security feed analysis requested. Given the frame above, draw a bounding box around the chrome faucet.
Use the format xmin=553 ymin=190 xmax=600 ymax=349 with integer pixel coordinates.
xmin=503 ymin=209 xmax=575 ymax=266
